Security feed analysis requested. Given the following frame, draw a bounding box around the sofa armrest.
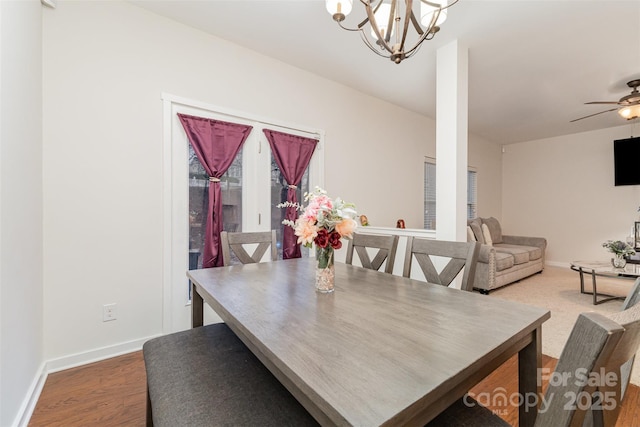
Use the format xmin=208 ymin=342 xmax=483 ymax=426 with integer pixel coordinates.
xmin=477 ymin=244 xmax=496 ymax=264
xmin=474 ymin=244 xmax=496 ymax=291
xmin=502 ymin=235 xmax=547 ymax=251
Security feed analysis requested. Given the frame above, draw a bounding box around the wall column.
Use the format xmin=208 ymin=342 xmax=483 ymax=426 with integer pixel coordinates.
xmin=435 ymin=40 xmax=468 ymax=242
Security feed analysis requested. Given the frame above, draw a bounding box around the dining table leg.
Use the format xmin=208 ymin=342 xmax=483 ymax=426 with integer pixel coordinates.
xmin=518 ymin=326 xmax=542 ymax=427
xmin=192 ymin=282 xmax=203 ymax=328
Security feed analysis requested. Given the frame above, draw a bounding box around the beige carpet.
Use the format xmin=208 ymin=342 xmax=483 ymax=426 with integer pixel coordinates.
xmin=489 ymin=265 xmax=639 ymax=385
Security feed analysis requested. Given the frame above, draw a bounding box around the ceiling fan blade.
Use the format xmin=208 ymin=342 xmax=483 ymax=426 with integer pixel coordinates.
xmin=585 ymin=101 xmax=621 ymax=105
xmin=570 ymin=108 xmax=618 ymax=123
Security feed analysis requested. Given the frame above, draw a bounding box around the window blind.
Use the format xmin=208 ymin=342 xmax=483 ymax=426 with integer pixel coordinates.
xmin=424 ymin=160 xmax=477 ymax=230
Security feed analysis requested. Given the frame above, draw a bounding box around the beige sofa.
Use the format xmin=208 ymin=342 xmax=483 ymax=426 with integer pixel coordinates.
xmin=467 ymin=217 xmax=547 ymax=293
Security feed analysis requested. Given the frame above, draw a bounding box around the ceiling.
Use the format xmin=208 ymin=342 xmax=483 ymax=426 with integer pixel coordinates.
xmin=130 ymin=0 xmax=640 ymax=144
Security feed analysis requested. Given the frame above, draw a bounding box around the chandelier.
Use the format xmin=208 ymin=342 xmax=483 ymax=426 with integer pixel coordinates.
xmin=325 ymin=0 xmax=459 ymax=64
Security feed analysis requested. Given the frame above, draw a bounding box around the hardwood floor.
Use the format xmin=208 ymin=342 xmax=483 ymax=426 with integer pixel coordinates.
xmin=469 ymin=354 xmax=640 ymax=427
xmin=28 ymin=352 xmax=147 ymax=427
xmin=28 ymin=351 xmax=640 ymax=426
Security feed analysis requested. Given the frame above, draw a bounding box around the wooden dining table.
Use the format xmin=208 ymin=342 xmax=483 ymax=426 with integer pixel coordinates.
xmin=188 ymin=257 xmax=550 ymax=427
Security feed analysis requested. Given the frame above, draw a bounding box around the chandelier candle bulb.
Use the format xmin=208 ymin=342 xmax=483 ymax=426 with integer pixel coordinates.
xmin=326 ymin=0 xmax=353 ymax=21
xmin=371 ymin=3 xmax=393 ymax=40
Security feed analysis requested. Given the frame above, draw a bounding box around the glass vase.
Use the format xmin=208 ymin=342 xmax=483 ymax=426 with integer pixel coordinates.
xmin=612 ymin=253 xmax=627 ymax=269
xmin=315 ymin=246 xmax=335 ymax=293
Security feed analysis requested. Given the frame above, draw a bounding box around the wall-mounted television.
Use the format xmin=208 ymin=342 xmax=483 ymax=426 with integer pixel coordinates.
xmin=614 ymin=136 xmax=640 ymax=186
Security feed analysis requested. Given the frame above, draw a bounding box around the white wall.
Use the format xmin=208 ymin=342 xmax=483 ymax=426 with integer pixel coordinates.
xmin=0 ymin=1 xmax=44 ymax=425
xmin=469 ymin=133 xmax=502 ymax=219
xmin=502 ymin=123 xmax=640 ymax=265
xmin=41 ymin=0 xmax=502 ymax=365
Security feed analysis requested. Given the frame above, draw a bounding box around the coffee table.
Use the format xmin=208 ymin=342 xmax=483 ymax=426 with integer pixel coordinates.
xmin=570 ymin=260 xmax=640 ymax=305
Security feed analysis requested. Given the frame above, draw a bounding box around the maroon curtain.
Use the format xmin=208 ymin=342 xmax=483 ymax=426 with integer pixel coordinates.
xmin=179 ymin=113 xmax=252 ymax=267
xmin=263 ymin=129 xmax=318 ymax=259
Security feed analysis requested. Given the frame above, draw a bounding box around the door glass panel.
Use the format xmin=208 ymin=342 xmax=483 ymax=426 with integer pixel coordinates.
xmin=188 ymin=145 xmax=243 ymax=270
xmin=270 ymin=155 xmax=310 ymax=259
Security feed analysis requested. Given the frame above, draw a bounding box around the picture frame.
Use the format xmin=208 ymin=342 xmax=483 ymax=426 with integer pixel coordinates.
xmin=635 ymin=222 xmax=640 ymax=249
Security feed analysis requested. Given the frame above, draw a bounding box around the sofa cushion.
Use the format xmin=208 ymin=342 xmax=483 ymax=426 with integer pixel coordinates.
xmin=482 ymin=217 xmax=503 ymax=244
xmin=494 ymin=245 xmax=530 ymax=265
xmin=495 ymin=243 xmax=542 ymax=261
xmin=468 ymin=218 xmax=485 ymax=244
xmin=482 ymin=224 xmax=493 ymax=246
xmin=494 ymin=252 xmax=515 ymax=271
xmin=467 ymin=226 xmax=476 ymax=243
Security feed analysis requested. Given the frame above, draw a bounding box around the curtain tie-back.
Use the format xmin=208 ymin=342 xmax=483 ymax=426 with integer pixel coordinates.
xmin=288 ymin=184 xmax=297 ymax=189
xmin=209 ymin=177 xmax=221 ymax=182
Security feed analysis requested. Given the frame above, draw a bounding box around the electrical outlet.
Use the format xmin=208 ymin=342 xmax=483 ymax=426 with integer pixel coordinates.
xmin=103 ymin=303 xmax=117 ymax=322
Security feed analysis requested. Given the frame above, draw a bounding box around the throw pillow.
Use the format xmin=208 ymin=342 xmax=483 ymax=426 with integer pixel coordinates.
xmin=482 ymin=223 xmax=493 ymax=246
xmin=468 ymin=219 xmax=485 ymax=244
xmin=482 ymin=217 xmax=503 ymax=244
xmin=467 ymin=226 xmax=476 ymax=243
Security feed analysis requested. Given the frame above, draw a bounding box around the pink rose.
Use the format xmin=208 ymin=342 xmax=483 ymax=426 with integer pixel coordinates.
xmin=314 ymin=195 xmax=333 ymax=210
xmin=302 ymin=208 xmax=318 ymax=222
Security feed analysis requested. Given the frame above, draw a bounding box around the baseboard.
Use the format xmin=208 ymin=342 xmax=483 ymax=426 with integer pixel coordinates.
xmin=545 ymin=260 xmax=570 ymax=268
xmin=16 ymin=334 xmax=161 ymax=426
xmin=46 ymin=334 xmax=161 ymax=373
xmin=13 ymin=362 xmax=48 ymax=427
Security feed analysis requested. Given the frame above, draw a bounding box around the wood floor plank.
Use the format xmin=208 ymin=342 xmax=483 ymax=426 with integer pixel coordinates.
xmin=28 ymin=350 xmax=639 ymax=426
xmin=28 ymin=351 xmax=146 ymax=427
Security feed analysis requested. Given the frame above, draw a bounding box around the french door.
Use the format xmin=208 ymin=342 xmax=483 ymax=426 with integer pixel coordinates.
xmin=163 ymin=94 xmax=324 ymax=332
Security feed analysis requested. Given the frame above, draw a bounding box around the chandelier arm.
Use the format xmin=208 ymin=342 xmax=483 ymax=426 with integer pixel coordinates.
xmin=364 ymin=1 xmax=394 ymax=55
xmin=358 ymin=30 xmax=394 ymax=58
xmin=415 ymin=7 xmax=439 ymax=39
xmin=410 ymin=2 xmax=441 ymax=35
xmin=338 ymin=21 xmax=368 ymax=32
xmin=385 ymin=0 xmax=397 ymax=44
xmin=410 ymin=9 xmax=424 ymax=35
xmin=398 ymin=0 xmax=413 ymax=51
xmin=420 ymin=0 xmax=460 ymax=11
xmin=401 ymin=5 xmax=438 ymax=57
xmin=402 ymin=21 xmax=436 ymax=56
xmin=356 ymin=14 xmax=370 ymax=29
xmin=404 ymin=35 xmax=426 ymax=58
xmin=356 ymin=0 xmax=382 ymax=30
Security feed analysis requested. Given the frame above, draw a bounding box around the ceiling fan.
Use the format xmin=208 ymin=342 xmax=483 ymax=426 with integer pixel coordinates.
xmin=570 ymin=79 xmax=640 ymax=122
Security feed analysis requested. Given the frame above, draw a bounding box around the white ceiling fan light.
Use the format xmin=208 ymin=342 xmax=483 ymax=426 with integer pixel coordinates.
xmin=618 ymin=104 xmax=640 ymax=120
xmin=420 ymin=0 xmax=448 ymax=27
xmin=571 ymin=79 xmax=640 ymax=123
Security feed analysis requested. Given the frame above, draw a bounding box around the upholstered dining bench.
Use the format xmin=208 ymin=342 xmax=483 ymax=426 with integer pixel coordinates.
xmin=143 ymin=323 xmax=319 ymax=427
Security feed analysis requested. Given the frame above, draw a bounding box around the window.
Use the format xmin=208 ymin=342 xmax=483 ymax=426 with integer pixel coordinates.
xmin=187 ymin=134 xmax=316 ymax=269
xmin=467 ymin=168 xmax=478 ymax=220
xmin=188 ymin=146 xmax=244 ymax=270
xmin=164 ymin=93 xmax=324 ymax=331
xmin=270 ymin=155 xmax=310 ymax=259
xmin=423 ymin=159 xmax=477 ymax=230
